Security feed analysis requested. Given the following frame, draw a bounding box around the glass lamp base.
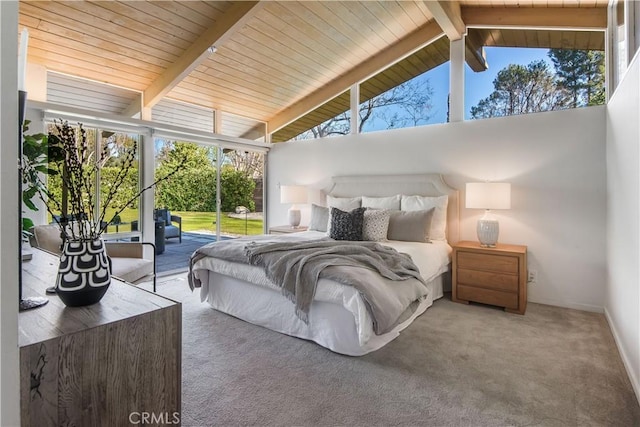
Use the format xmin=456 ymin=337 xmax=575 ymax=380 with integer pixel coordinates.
xmin=477 ymin=218 xmax=499 ymax=247
xmin=288 ymin=208 xmax=301 ymax=228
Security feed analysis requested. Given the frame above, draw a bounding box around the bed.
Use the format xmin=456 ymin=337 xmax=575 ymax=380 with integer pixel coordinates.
xmin=189 ymin=174 xmax=459 ymax=356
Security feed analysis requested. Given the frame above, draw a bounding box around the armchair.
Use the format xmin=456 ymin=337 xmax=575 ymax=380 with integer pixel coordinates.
xmin=154 ymin=208 xmax=182 ymax=243
xmin=130 ymin=209 xmax=182 ymax=245
xmin=30 ymin=224 xmax=157 ymax=291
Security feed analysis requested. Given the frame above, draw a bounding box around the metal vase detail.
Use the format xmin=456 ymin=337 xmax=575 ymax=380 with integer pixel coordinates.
xmin=56 ymin=238 xmax=111 ymax=307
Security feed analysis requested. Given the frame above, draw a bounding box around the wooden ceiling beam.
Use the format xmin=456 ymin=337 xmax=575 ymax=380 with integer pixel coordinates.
xmin=268 ymin=22 xmax=444 ymax=133
xmin=461 ymin=6 xmax=607 ymax=29
xmin=465 ymin=30 xmax=488 ymax=72
xmin=123 ymin=1 xmax=264 ymax=117
xmin=423 ymin=1 xmax=465 ymax=41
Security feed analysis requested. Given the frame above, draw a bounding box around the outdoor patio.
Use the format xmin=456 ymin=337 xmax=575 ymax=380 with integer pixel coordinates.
xmin=156 ymin=232 xmax=226 ymax=275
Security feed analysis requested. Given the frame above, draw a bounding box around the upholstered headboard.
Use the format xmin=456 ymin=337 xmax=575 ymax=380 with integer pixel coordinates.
xmin=324 ymin=174 xmax=459 ymax=243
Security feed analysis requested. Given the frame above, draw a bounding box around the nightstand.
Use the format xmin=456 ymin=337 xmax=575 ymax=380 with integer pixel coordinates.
xmin=452 ymin=241 xmax=528 ymax=315
xmin=268 ymin=225 xmax=308 ymax=235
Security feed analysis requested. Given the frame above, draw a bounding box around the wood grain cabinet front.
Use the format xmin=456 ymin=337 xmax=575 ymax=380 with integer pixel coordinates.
xmin=19 ymin=249 xmax=182 ymax=426
xmin=452 ymin=241 xmax=528 ymax=315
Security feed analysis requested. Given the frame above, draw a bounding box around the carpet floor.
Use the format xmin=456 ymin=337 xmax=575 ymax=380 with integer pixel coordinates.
xmin=149 ymin=275 xmax=640 ymax=426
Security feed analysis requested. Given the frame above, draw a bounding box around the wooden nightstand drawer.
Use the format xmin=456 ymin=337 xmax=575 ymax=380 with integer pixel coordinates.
xmin=457 ymin=285 xmax=518 ymax=310
xmin=457 ymin=268 xmax=519 ymax=292
xmin=457 ymin=252 xmax=519 ymax=274
xmin=452 ymin=241 xmax=528 ymax=314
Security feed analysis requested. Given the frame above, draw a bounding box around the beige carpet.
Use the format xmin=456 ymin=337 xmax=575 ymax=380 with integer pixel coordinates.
xmin=149 ymin=274 xmax=640 ymax=426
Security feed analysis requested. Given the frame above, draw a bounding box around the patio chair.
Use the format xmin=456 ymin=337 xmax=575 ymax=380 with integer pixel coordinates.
xmin=154 ymin=208 xmax=182 ymax=243
xmin=131 ymin=209 xmax=182 ymax=244
xmin=29 ymin=224 xmax=157 ymax=291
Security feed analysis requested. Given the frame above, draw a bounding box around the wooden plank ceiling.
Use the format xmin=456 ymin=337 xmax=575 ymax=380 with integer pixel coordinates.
xmin=19 ymin=1 xmax=607 ymax=143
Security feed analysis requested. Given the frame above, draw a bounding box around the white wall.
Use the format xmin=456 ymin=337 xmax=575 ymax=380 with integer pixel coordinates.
xmin=268 ymin=106 xmax=607 ymax=312
xmin=0 ymin=1 xmax=21 ymax=425
xmin=606 ymin=51 xmax=640 ymax=403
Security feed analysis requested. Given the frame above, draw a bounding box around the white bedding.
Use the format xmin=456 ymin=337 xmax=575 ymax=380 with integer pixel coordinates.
xmin=191 ymin=231 xmax=452 ymax=355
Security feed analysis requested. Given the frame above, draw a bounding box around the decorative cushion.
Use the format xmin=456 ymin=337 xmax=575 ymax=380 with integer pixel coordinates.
xmin=111 ymin=257 xmax=154 ymax=284
xmin=164 ymin=225 xmax=180 ymax=238
xmin=400 ymin=195 xmax=449 ymax=241
xmin=362 ymin=195 xmax=401 ymax=210
xmin=32 ymin=224 xmax=63 ymax=255
xmin=387 ymin=209 xmax=435 ymax=243
xmin=326 ymin=195 xmax=362 ymax=211
xmin=309 ymin=204 xmax=330 ymax=232
xmin=329 ymin=207 xmax=366 ymax=241
xmin=362 ymin=209 xmax=391 ymax=241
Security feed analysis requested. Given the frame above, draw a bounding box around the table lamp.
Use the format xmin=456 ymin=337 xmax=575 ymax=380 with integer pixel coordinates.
xmin=465 ymin=182 xmax=511 ymax=247
xmin=280 ymin=185 xmax=307 ymax=228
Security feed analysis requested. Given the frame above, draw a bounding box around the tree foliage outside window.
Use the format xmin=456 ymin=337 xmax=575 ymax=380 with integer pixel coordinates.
xmin=154 ymin=140 xmax=257 ymax=212
xmin=45 ymin=124 xmax=141 ymax=214
xmin=548 ymin=49 xmax=605 ymax=107
xmin=470 ymin=49 xmax=605 ymax=119
xmin=294 ymin=77 xmax=434 ymax=140
xmin=360 ymin=78 xmax=434 ymax=132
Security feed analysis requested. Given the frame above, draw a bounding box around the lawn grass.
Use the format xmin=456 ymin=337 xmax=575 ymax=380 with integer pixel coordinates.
xmin=99 ymin=208 xmax=264 ymax=236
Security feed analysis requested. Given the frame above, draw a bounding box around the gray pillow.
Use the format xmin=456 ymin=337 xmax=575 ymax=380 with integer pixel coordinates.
xmin=387 ymin=208 xmax=435 ymax=243
xmin=309 ymin=204 xmax=329 ymax=232
xmin=329 ymin=207 xmax=365 ymax=241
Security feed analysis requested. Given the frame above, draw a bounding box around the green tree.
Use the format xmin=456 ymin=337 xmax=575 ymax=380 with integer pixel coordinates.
xmin=155 ymin=141 xmax=217 ymax=211
xmin=154 ymin=142 xmax=256 ymax=212
xmin=220 ymin=167 xmax=256 ymax=212
xmin=156 ymin=140 xmax=216 ymax=169
xmin=470 ymin=60 xmax=569 ymax=119
xmin=155 ymin=168 xmax=216 ymax=211
xmin=548 ymin=49 xmax=605 ymax=107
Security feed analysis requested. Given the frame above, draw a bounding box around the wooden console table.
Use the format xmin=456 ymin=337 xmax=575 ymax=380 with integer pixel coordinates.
xmin=19 ymin=249 xmax=182 ymax=426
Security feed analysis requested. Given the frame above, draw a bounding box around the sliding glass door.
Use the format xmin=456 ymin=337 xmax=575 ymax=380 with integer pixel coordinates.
xmin=98 ymin=129 xmax=140 ymax=235
xmin=44 ymin=122 xmax=141 ymax=237
xmin=154 ymin=138 xmax=218 ymax=236
xmin=219 ymin=148 xmax=264 ymax=238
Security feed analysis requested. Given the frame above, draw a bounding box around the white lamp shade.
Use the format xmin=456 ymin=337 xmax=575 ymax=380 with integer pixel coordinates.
xmin=465 ymin=182 xmax=511 ymax=210
xmin=280 ymin=185 xmax=307 ymax=205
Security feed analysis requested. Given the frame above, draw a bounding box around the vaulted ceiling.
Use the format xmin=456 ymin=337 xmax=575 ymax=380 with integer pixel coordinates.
xmin=19 ymin=0 xmax=608 ymax=142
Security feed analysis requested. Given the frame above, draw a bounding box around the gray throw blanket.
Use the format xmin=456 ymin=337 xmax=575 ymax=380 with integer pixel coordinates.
xmin=189 ymin=237 xmax=429 ymax=334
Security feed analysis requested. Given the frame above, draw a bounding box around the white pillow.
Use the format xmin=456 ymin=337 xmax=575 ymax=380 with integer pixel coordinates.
xmin=362 ymin=209 xmax=391 ymax=241
xmin=362 ymin=195 xmax=400 ymax=210
xmin=326 ymin=195 xmax=362 ymax=210
xmin=401 ymin=195 xmax=449 ymax=241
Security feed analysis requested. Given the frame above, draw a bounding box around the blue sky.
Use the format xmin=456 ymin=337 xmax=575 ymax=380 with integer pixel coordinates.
xmin=429 ymin=47 xmax=555 ymax=123
xmin=361 ymin=46 xmax=555 ymax=131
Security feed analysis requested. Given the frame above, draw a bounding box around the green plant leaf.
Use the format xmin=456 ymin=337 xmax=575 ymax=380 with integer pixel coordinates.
xmin=22 ymin=217 xmax=34 ymax=232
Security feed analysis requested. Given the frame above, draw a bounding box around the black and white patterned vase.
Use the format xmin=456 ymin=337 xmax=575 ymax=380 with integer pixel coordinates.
xmin=56 ymin=238 xmax=111 ymax=307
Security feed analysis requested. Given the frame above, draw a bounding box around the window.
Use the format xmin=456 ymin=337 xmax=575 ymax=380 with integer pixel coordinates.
xmin=45 ymin=122 xmax=141 ymax=235
xmin=273 ymin=90 xmax=351 ymax=142
xmin=153 ymin=139 xmax=264 ymax=239
xmin=360 ymin=38 xmax=449 ymax=133
xmin=466 ymin=44 xmax=605 ymax=120
xmin=273 ymin=36 xmax=450 ymax=141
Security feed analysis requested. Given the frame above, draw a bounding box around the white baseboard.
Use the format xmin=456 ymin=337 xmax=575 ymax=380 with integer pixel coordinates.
xmin=528 ymin=297 xmax=603 ymax=313
xmin=604 ymin=307 xmax=640 ymax=407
